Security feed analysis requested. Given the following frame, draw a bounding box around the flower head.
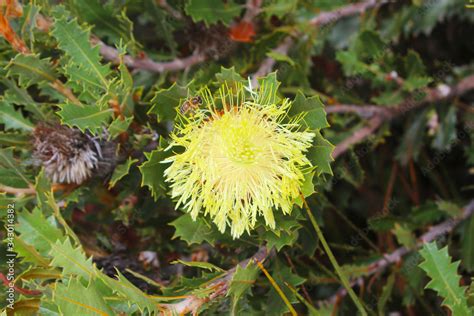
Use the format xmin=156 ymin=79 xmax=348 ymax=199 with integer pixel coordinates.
xmin=33 ymin=123 xmax=116 ymax=184
xmin=164 ymin=82 xmax=315 ymax=238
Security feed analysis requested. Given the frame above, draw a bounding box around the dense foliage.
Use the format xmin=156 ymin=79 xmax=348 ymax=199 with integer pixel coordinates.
xmin=1 ymin=0 xmax=474 ymax=315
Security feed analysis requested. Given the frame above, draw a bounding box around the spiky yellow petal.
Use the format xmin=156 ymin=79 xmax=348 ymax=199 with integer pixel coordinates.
xmin=164 ymin=83 xmax=314 ymax=238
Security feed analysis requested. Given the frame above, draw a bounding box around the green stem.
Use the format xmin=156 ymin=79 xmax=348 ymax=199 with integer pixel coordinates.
xmin=300 ymin=194 xmax=367 ymax=316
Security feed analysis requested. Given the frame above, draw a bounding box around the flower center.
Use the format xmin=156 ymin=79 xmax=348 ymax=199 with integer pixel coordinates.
xmin=229 ymin=139 xmax=258 ymax=164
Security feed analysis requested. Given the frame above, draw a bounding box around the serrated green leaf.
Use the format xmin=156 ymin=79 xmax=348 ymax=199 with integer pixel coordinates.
xmin=16 ymin=207 xmax=65 ymax=255
xmin=185 ymin=0 xmax=241 ymax=26
xmin=170 ymin=213 xmax=219 ymax=245
xmin=265 ymin=261 xmax=305 ymax=316
xmin=56 ymin=102 xmax=113 ymax=133
xmin=215 ymin=66 xmax=246 ymax=86
xmin=291 ymin=92 xmax=329 ymax=130
xmin=0 ymin=148 xmax=32 ymax=187
xmin=263 ymin=229 xmax=299 ymax=251
xmin=0 ymin=131 xmax=30 ymax=146
xmin=53 ymin=278 xmax=114 ymax=316
xmin=100 ymin=270 xmax=160 ymax=314
xmin=35 ymin=169 xmax=53 ymax=215
xmin=0 ymin=101 xmax=34 ymax=131
xmin=257 ymin=72 xmax=281 ymax=106
xmin=336 ymin=50 xmax=367 ymax=76
xmin=354 ymin=30 xmax=386 ymax=60
xmin=51 ymin=14 xmax=111 ymax=88
xmin=109 ymin=157 xmax=138 ymax=189
xmin=107 ymin=116 xmax=133 ymax=139
xmin=418 ymin=242 xmax=471 ymax=315
xmin=6 ymin=54 xmax=57 ymax=87
xmin=139 ymin=148 xmax=169 ymax=200
xmin=14 ymin=236 xmax=51 ymax=267
xmin=148 ymin=83 xmax=187 ymax=122
xmin=228 ymin=261 xmax=260 ymax=312
xmin=66 ymin=0 xmax=135 ymax=46
xmin=307 ymin=130 xmax=334 ymax=176
xmin=49 ymin=238 xmax=97 ymax=281
xmin=2 ymin=78 xmax=47 ymax=120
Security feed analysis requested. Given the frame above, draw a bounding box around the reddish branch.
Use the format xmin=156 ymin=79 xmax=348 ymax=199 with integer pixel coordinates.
xmin=252 ymin=0 xmax=387 ymax=83
xmin=92 ymin=37 xmax=207 ymax=73
xmin=161 ymin=246 xmax=270 ymax=315
xmin=332 ymin=74 xmax=474 ymax=158
xmin=309 ymin=0 xmax=386 ymax=26
xmin=324 ymin=199 xmax=474 ymax=305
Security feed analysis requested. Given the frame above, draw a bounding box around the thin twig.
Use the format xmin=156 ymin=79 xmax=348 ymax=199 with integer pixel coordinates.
xmin=322 ymin=199 xmax=474 ymax=305
xmin=156 ymin=0 xmax=183 ymax=20
xmin=325 ymin=104 xmax=389 ymax=117
xmin=256 ymin=259 xmax=297 ymax=316
xmin=0 ymin=184 xmax=36 ymax=195
xmin=252 ymin=0 xmax=387 ymax=83
xmin=243 ymin=0 xmax=263 ymax=22
xmin=333 ymin=75 xmax=474 ymax=158
xmin=91 ymin=37 xmax=207 ymax=73
xmin=161 ymin=246 xmax=270 ymax=315
xmin=300 ymin=193 xmax=367 ymax=315
xmin=309 ymin=0 xmax=386 ymax=26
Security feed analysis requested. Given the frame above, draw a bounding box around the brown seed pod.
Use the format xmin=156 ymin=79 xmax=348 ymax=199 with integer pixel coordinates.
xmin=32 ymin=123 xmax=117 ymax=184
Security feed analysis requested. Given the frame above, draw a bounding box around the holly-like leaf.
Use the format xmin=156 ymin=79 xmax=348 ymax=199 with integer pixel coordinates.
xmin=49 ymin=238 xmax=98 ymax=281
xmin=170 ymin=213 xmax=220 ymax=245
xmin=139 ymin=148 xmax=169 ymax=200
xmin=228 ymin=261 xmax=260 ymax=312
xmin=108 ymin=116 xmax=133 ymax=139
xmin=53 ymin=278 xmax=114 ymax=316
xmin=51 ymin=14 xmax=111 ymax=88
xmin=353 ymin=30 xmax=385 ymax=61
xmin=0 ymin=101 xmax=34 ymax=131
xmin=215 ymin=66 xmax=246 ymax=85
xmin=0 ymin=148 xmax=32 ymax=188
xmin=307 ymin=130 xmax=334 ymax=176
xmin=16 ymin=207 xmax=65 ymax=255
xmin=265 ymin=261 xmax=305 ymax=316
xmin=185 ymin=0 xmax=241 ymax=26
xmin=290 ymin=92 xmax=329 ymax=130
xmin=148 ymin=83 xmax=188 ymax=122
xmin=109 ymin=157 xmax=138 ymax=189
xmin=2 ymin=78 xmax=47 ymax=120
xmin=0 ymin=131 xmax=30 ymax=147
xmin=418 ymin=242 xmax=471 ymax=315
xmin=6 ymin=54 xmax=57 ymax=87
xmin=66 ymin=0 xmax=136 ymax=46
xmin=56 ymin=102 xmax=113 ymax=133
xmin=100 ymin=270 xmax=160 ymax=314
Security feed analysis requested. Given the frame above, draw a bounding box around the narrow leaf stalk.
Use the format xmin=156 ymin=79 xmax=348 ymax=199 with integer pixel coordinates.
xmin=256 ymin=260 xmax=297 ymax=316
xmin=300 ymin=193 xmax=367 ymax=316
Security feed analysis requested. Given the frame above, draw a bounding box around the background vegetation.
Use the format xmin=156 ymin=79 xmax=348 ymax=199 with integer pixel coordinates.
xmin=0 ymin=0 xmax=474 ymax=315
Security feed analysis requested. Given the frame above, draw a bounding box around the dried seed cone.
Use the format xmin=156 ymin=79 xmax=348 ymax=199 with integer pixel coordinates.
xmin=163 ymin=83 xmax=315 ymax=238
xmin=33 ymin=124 xmax=116 ymax=184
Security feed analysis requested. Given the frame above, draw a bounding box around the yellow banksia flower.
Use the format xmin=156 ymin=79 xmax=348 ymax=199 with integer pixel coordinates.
xmin=163 ymin=82 xmax=315 ymax=238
